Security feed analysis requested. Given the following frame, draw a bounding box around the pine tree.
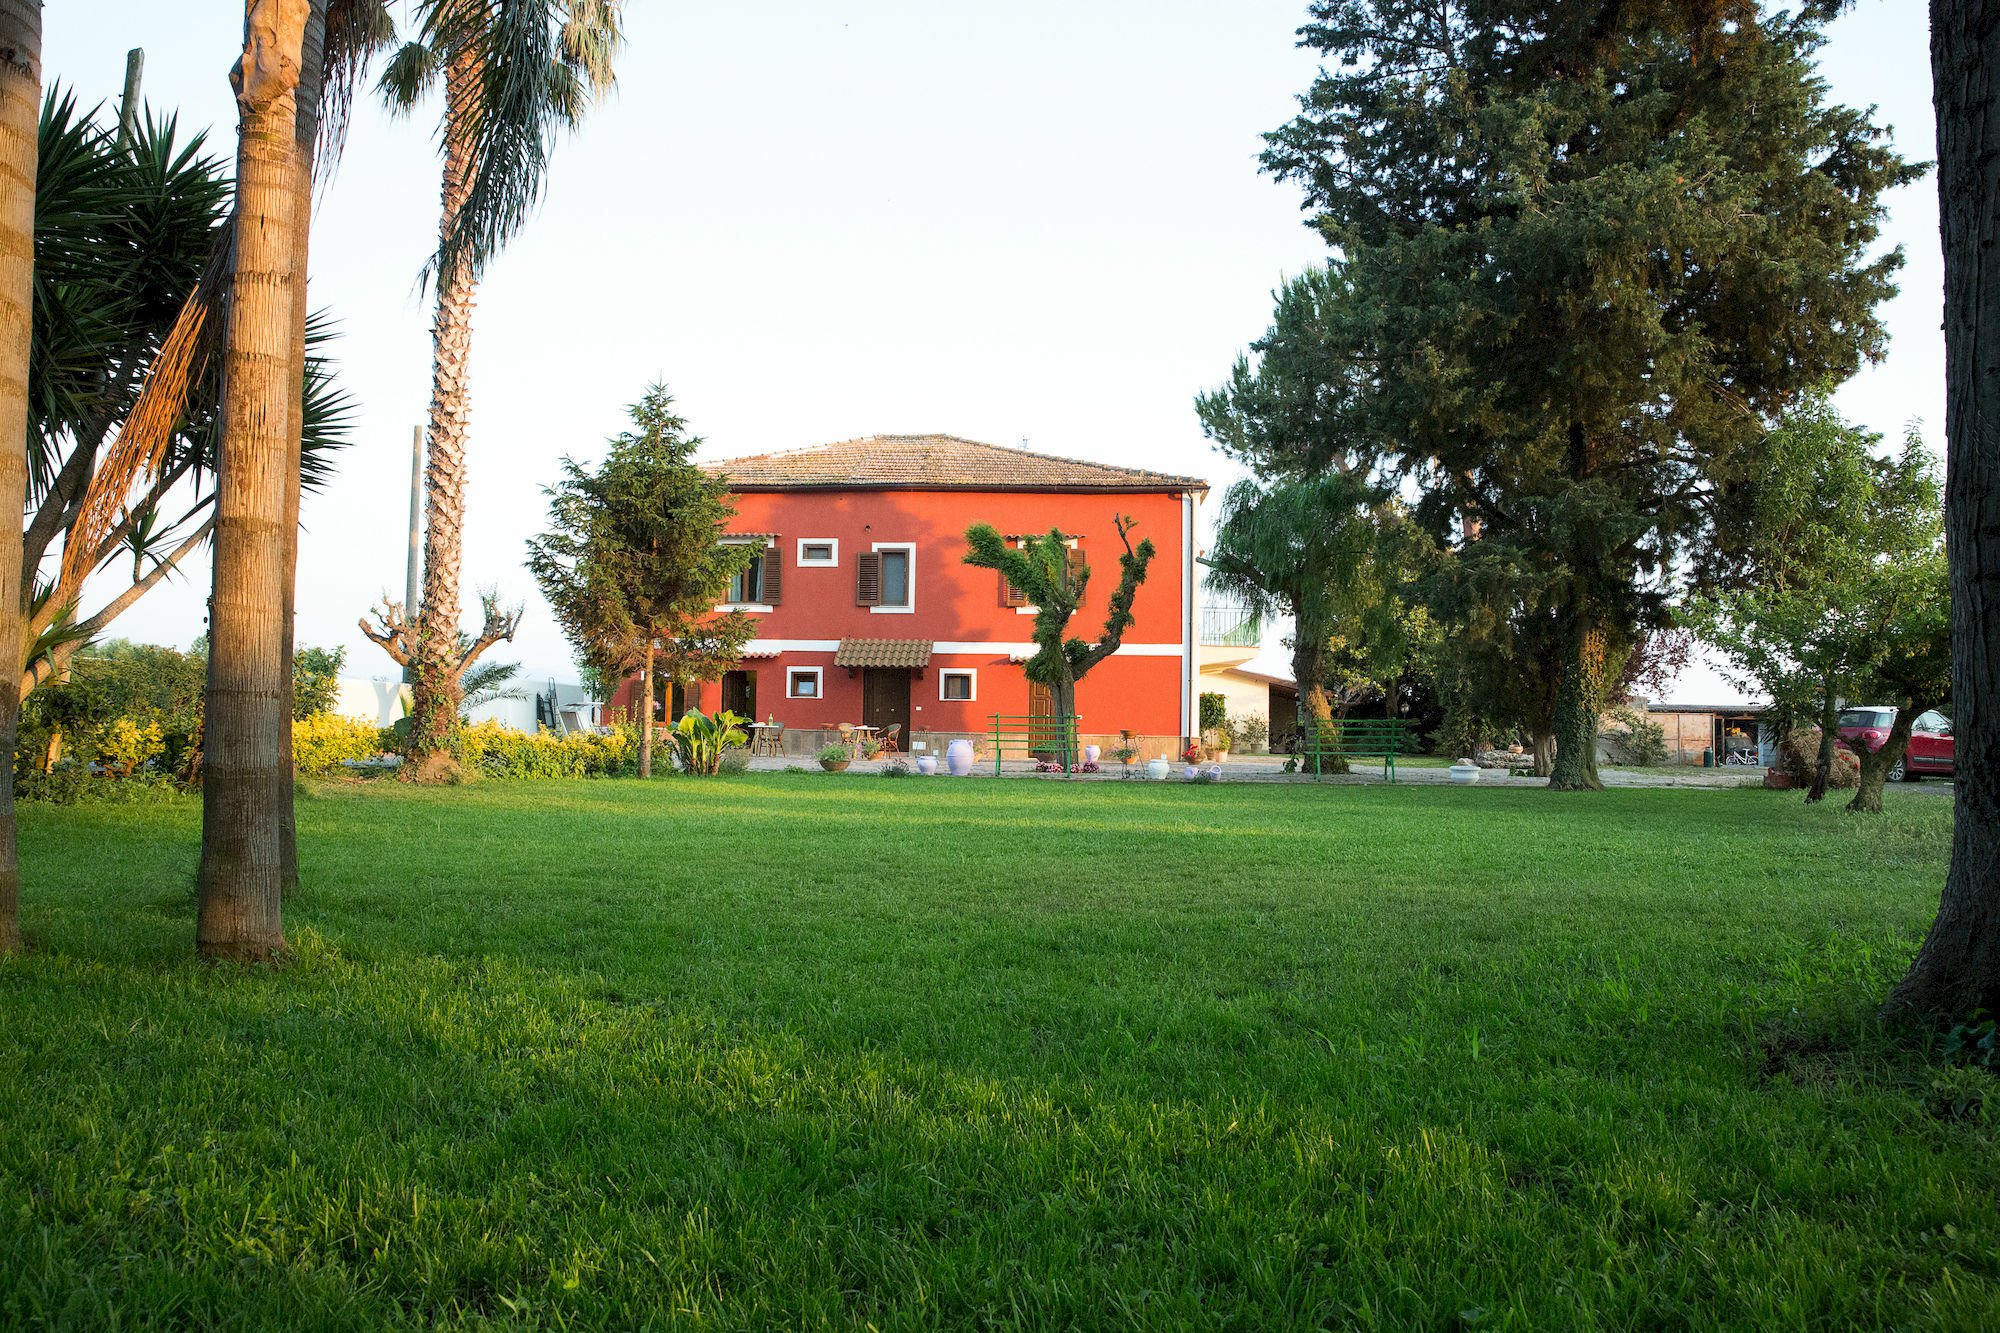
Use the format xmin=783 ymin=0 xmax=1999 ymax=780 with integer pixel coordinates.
xmin=526 ymin=385 xmax=755 ymax=778
xmin=1259 ymin=2 xmax=1917 ymax=789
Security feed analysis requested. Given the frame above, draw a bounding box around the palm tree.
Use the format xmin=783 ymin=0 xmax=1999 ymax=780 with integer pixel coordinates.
xmin=378 ymin=0 xmax=623 ymax=778
xmin=196 ymin=0 xmax=318 ymax=962
xmin=0 ymin=0 xmax=38 ymax=956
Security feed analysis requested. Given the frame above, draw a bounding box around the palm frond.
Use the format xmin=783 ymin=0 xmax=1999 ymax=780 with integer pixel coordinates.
xmin=416 ymin=0 xmax=626 ymax=286
xmin=301 ymin=308 xmax=357 ymax=493
xmin=377 ymin=39 xmax=440 ymax=114
xmin=320 ymin=0 xmax=398 ymax=178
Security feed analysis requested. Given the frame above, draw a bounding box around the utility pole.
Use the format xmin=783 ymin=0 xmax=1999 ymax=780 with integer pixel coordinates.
xmin=405 ymin=425 xmax=422 ymax=684
xmin=115 ymin=48 xmax=143 ymax=148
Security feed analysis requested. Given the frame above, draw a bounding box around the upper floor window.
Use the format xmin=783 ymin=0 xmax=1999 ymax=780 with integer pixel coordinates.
xmin=857 ymin=543 xmax=914 ymax=612
xmin=727 ymin=560 xmax=762 ymax=606
xmin=719 ymin=537 xmax=780 ymax=609
xmin=880 ymin=549 xmax=910 ymax=607
xmin=798 ymin=539 xmax=838 ymax=567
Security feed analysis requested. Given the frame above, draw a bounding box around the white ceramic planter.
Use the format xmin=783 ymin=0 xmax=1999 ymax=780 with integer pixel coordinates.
xmin=1206 ymin=764 xmax=1224 ymax=781
xmin=1449 ymin=759 xmax=1480 ymax=784
xmin=1083 ymin=744 xmax=1101 ymax=764
xmin=946 ymin=738 xmax=975 ymax=776
xmin=916 ymin=754 xmax=938 ymax=775
xmin=1147 ymin=758 xmax=1171 ymax=781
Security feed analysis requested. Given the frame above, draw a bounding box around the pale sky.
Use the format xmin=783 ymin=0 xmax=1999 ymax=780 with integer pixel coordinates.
xmin=49 ymin=2 xmax=1940 ymax=706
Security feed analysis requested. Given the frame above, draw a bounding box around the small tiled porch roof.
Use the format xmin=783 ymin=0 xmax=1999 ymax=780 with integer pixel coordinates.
xmin=704 ymin=435 xmax=1205 ymax=494
xmin=833 ymin=638 xmax=933 ymax=668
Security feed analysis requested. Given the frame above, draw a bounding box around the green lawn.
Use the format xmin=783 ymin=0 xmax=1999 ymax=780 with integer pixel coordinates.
xmin=2 ymin=776 xmax=1991 ymax=1330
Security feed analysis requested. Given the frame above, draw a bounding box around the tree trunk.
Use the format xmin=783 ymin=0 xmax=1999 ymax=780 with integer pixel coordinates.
xmin=1805 ymin=687 xmax=1836 ymax=804
xmin=0 ymin=0 xmax=36 ymax=957
xmin=637 ymin=646 xmax=653 ymax=778
xmin=1053 ymin=673 xmax=1077 ymax=770
xmin=197 ymin=0 xmax=308 ymax=963
xmin=407 ymin=48 xmax=480 ymax=778
xmin=1291 ymin=636 xmax=1347 ymax=773
xmin=1846 ymin=707 xmax=1918 ymax=816
xmin=1530 ymin=729 xmax=1556 ymax=778
xmin=277 ymin=0 xmax=325 ymax=897
xmin=1548 ymin=610 xmax=1608 ymax=791
xmin=1890 ymin=0 xmax=2000 ymax=1020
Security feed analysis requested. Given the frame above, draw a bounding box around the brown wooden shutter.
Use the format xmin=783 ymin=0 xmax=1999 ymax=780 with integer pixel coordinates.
xmin=856 ymin=551 xmax=881 ymax=605
xmin=1065 ymin=546 xmax=1086 ymax=592
xmin=1001 ymin=570 xmax=1027 ymax=608
xmin=761 ymin=542 xmax=782 ymax=605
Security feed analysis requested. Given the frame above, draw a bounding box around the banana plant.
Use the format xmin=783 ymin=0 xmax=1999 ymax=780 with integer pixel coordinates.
xmin=664 ymin=708 xmax=748 ymax=777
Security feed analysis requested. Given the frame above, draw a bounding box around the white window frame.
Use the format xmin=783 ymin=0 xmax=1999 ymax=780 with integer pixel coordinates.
xmin=717 ymin=535 xmax=774 ymax=613
xmin=870 ymin=541 xmax=916 ymax=614
xmin=786 ymin=666 xmax=824 ymax=699
xmin=796 ymin=537 xmax=839 ymax=567
xmin=938 ymin=668 xmax=977 ymax=703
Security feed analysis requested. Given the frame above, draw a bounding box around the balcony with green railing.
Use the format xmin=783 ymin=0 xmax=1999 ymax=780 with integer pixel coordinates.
xmin=1200 ymin=603 xmax=1261 ymax=648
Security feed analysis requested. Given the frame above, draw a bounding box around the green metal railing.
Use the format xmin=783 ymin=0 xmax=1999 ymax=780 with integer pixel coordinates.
xmin=1300 ymin=717 xmax=1418 ymax=782
xmin=987 ymin=713 xmax=1080 ymax=774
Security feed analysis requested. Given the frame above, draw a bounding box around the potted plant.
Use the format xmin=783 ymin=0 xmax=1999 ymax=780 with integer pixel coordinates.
xmin=816 ymin=742 xmax=852 ymax=773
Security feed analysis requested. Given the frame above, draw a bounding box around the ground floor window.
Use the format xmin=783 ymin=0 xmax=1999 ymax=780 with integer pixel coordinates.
xmin=787 ymin=667 xmax=822 ymax=699
xmin=939 ymin=669 xmax=976 ymax=702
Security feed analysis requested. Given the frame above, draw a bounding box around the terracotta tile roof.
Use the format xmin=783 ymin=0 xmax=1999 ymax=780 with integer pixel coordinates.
xmin=833 ymin=637 xmax=933 ymax=668
xmin=705 ymin=435 xmax=1206 ymax=493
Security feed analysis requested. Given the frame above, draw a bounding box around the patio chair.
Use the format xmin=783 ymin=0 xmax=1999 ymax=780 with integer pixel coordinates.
xmin=877 ymin=723 xmax=902 ymax=756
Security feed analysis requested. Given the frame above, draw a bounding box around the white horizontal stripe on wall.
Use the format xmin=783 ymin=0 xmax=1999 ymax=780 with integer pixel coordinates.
xmin=740 ymin=639 xmax=1185 ymax=658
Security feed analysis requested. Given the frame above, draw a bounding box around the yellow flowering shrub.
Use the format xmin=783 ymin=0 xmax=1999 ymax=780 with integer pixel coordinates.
xmin=294 ymin=713 xmax=395 ymax=775
xmin=95 ymin=717 xmax=164 ymax=775
xmin=457 ymin=719 xmax=635 ymax=779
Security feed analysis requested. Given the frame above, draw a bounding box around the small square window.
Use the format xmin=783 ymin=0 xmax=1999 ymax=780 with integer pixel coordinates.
xmin=939 ymin=670 xmax=975 ymax=702
xmin=797 ymin=538 xmax=838 ymax=567
xmin=788 ymin=669 xmax=821 ymax=699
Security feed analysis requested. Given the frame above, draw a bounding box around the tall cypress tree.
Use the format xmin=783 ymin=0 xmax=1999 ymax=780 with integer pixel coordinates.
xmin=1259 ymin=1 xmax=1916 ymax=788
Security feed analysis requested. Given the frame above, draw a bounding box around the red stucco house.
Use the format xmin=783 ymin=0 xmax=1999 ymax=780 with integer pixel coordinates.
xmin=611 ymin=434 xmax=1206 ymax=756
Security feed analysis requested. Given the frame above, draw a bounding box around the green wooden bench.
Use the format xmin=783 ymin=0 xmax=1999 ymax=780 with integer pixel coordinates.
xmin=986 ymin=714 xmax=1080 ymax=774
xmin=1300 ymin=717 xmax=1419 ymax=782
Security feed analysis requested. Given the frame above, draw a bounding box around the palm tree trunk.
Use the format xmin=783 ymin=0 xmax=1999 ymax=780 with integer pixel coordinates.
xmin=1890 ymin=0 xmax=2000 ymax=1020
xmin=638 ymin=645 xmax=654 ymax=778
xmin=278 ymin=0 xmax=326 ymax=897
xmin=197 ymin=0 xmax=309 ymax=962
xmin=408 ymin=48 xmax=479 ymax=778
xmin=0 ymin=0 xmax=38 ymax=957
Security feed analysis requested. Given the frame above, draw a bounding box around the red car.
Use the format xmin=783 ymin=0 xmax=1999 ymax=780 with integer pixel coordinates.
xmin=1837 ymin=707 xmax=1954 ymax=782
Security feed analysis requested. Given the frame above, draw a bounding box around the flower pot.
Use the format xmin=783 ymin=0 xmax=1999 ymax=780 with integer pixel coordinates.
xmin=1183 ymin=765 xmax=1199 ymax=780
xmin=945 ymin=738 xmax=975 ymax=776
xmin=1206 ymin=764 xmax=1223 ymax=781
xmin=820 ymin=758 xmax=851 ymax=773
xmin=1763 ymin=768 xmax=1794 ymax=790
xmin=916 ymin=754 xmax=938 ymax=775
xmin=1147 ymin=757 xmax=1171 ymax=781
xmin=1083 ymin=744 xmax=1101 ymax=764
xmin=1449 ymin=759 xmax=1479 ymax=784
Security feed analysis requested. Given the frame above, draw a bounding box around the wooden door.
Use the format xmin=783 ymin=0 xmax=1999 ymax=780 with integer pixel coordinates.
xmin=721 ymin=670 xmax=755 ymax=719
xmin=1027 ymin=680 xmax=1055 ymax=760
xmin=862 ymin=669 xmax=911 ymax=744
